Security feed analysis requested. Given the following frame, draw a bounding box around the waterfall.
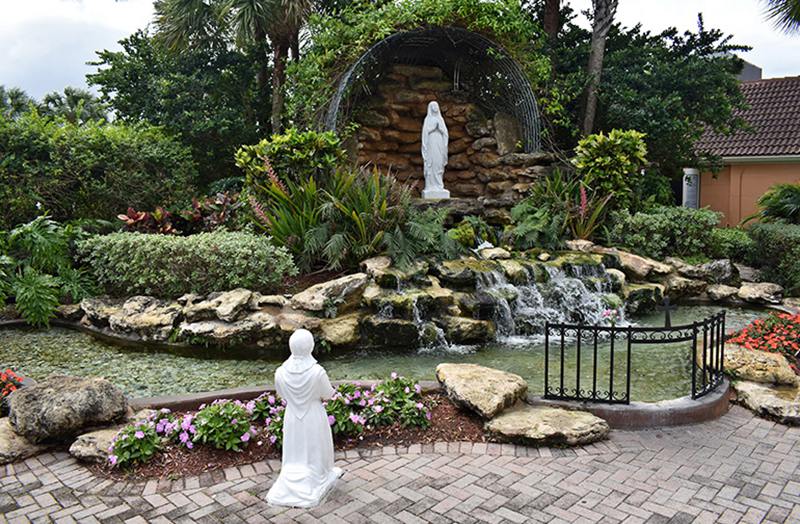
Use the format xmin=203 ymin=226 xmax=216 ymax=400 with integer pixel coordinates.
xmin=476 ymin=263 xmax=626 ymax=342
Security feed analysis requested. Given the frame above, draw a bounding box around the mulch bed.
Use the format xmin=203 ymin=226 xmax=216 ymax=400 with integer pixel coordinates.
xmin=90 ymin=393 xmax=487 ymax=481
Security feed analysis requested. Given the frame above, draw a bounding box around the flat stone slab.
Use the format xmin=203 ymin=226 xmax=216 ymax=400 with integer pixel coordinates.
xmin=486 ymin=404 xmax=610 ymax=446
xmin=69 ymin=427 xmax=120 ymax=463
xmin=0 ymin=418 xmax=52 ymax=465
xmin=734 ymin=381 xmax=800 ymax=425
xmin=436 ymin=363 xmax=527 ymax=419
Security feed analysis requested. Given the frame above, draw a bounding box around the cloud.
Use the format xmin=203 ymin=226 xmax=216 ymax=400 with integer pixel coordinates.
xmin=0 ymin=0 xmax=154 ymax=98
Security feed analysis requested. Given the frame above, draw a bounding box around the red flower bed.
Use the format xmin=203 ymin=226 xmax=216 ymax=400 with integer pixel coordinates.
xmin=1 ymin=368 xmax=23 ymax=399
xmin=729 ymin=312 xmax=800 ymax=373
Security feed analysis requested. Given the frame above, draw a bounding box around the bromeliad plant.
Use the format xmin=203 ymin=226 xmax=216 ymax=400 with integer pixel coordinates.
xmin=0 ymin=215 xmax=97 ymax=326
xmin=728 ymin=312 xmax=800 ymax=373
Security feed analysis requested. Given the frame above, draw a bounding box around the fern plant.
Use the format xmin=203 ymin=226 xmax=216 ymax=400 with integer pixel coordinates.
xmin=11 ymin=268 xmax=61 ymax=327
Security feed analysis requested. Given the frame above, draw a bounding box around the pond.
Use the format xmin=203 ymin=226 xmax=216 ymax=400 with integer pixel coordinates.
xmin=0 ymin=305 xmax=766 ymax=401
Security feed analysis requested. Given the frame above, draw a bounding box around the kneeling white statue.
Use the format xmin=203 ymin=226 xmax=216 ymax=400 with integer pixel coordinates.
xmin=421 ymin=100 xmax=450 ymax=200
xmin=266 ymin=329 xmax=342 ymax=508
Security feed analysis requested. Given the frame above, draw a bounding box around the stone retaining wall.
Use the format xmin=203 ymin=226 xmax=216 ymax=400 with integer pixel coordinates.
xmin=353 ymin=64 xmax=554 ymax=199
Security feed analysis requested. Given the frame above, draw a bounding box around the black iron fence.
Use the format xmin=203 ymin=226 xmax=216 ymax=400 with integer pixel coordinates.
xmin=543 ymin=311 xmax=726 ymax=404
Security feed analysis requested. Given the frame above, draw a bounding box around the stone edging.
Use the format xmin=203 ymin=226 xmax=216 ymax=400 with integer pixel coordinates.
xmin=529 ymin=379 xmax=732 ymax=430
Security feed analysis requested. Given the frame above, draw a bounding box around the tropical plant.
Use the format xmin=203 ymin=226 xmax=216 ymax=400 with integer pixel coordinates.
xmin=762 ymin=0 xmax=800 ymax=33
xmin=0 ymin=216 xmax=97 ymax=326
xmin=744 ymin=183 xmax=800 ymax=224
xmin=108 ymin=420 xmax=161 ymax=468
xmin=0 ymin=85 xmax=36 ymax=120
xmin=569 ymin=186 xmax=611 ymax=240
xmin=573 ymin=129 xmax=648 ymax=210
xmin=729 ymin=312 xmax=800 ymax=373
xmin=507 ymin=203 xmax=565 ymax=251
xmin=39 ymin=87 xmax=108 ymax=125
xmin=78 ymin=231 xmax=296 ymax=298
xmin=193 ymin=399 xmax=257 ymax=452
xmin=118 ymin=193 xmax=244 ymax=235
xmin=748 ymin=223 xmax=800 ymax=295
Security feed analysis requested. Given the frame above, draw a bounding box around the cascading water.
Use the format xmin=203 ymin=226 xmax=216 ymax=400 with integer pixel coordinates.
xmin=476 ymin=263 xmax=626 ymax=342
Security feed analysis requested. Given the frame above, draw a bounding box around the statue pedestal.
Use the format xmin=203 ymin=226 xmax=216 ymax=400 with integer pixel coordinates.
xmin=422 ymin=188 xmax=450 ymax=200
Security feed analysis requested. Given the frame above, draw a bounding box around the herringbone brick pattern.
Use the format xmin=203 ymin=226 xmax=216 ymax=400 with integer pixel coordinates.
xmin=1 ymin=406 xmax=799 ymax=523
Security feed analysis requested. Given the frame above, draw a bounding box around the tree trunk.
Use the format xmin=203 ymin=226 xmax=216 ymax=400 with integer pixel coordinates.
xmin=543 ymin=0 xmax=560 ymax=42
xmin=254 ymin=28 xmax=270 ymax=134
xmin=291 ymin=30 xmax=300 ymax=63
xmin=581 ymin=0 xmax=617 ymax=136
xmin=271 ymin=42 xmax=287 ymax=134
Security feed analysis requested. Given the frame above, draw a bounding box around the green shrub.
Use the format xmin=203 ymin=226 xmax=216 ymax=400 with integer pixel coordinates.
xmin=606 ymin=206 xmax=721 ymax=260
xmin=745 ymin=183 xmax=800 ymax=224
xmin=77 ymin=231 xmax=296 ymax=298
xmin=573 ymin=129 xmax=648 ymax=210
xmin=0 ymin=111 xmax=197 ymax=228
xmin=709 ymin=228 xmax=754 ymax=261
xmin=108 ymin=420 xmax=160 ymax=468
xmin=0 ymin=216 xmax=97 ymax=326
xmin=748 ymin=223 xmax=800 ymax=295
xmin=193 ymin=400 xmax=256 ymax=452
xmin=236 ymin=128 xmax=345 ymax=189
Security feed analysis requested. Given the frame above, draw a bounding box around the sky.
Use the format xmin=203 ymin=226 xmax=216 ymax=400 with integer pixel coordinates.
xmin=1 ymin=0 xmax=800 ymax=99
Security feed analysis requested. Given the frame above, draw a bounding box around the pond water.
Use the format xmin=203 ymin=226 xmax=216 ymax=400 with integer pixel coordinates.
xmin=0 ymin=305 xmax=766 ymax=401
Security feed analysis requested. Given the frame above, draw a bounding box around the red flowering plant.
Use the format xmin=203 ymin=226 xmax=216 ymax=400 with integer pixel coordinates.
xmin=728 ymin=312 xmax=800 ymax=374
xmin=1 ymin=368 xmax=24 ymax=415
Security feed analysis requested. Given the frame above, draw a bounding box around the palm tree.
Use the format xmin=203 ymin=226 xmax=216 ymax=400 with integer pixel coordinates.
xmin=155 ymin=0 xmax=313 ymax=133
xmin=40 ymin=87 xmax=108 ymax=124
xmin=762 ymin=0 xmax=800 ymax=33
xmin=0 ymin=86 xmax=35 ymax=120
xmin=581 ymin=0 xmax=617 ymax=136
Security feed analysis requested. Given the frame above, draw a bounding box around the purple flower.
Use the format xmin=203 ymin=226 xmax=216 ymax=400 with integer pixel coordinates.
xmin=265 ymin=417 xmax=272 ymax=425
xmin=359 ymin=399 xmax=366 ymax=407
xmin=108 ymin=455 xmax=117 ymax=466
xmin=390 ymin=372 xmax=398 ymax=380
xmin=231 ymin=418 xmax=238 ymax=426
xmin=404 ymin=387 xmax=410 ymax=394
xmin=374 ymin=405 xmax=384 ymax=414
xmin=415 ymin=384 xmax=422 ymax=394
xmin=186 ymin=441 xmax=194 ymax=450
xmin=246 ymin=401 xmax=255 ymax=413
xmin=268 ymin=395 xmax=276 ymax=405
xmin=416 ymin=402 xmax=424 ymax=410
xmin=426 ymin=411 xmax=432 ymax=420
xmin=328 ymin=415 xmax=336 ymax=426
xmin=134 ymin=430 xmax=145 ymax=439
xmin=269 ymin=435 xmax=278 ymax=444
xmin=179 ymin=431 xmax=189 ymax=443
xmin=344 ymin=398 xmax=350 ymax=405
xmin=353 ymin=390 xmax=361 ymax=399
xmin=349 ymin=413 xmax=360 ymax=424
xmin=241 ymin=432 xmax=251 ymax=443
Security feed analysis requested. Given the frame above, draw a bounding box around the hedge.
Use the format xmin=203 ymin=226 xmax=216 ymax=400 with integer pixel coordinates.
xmin=748 ymin=223 xmax=800 ymax=295
xmin=77 ymin=232 xmax=297 ymax=298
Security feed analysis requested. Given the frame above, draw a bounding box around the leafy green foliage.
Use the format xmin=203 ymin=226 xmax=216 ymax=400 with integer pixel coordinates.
xmin=237 ymin=128 xmax=344 ymax=187
xmin=11 ymin=268 xmax=61 ymax=328
xmin=39 ymin=87 xmax=108 ymax=125
xmin=77 ymin=231 xmax=297 ymax=298
xmin=606 ymin=206 xmax=721 ymax=260
xmin=573 ymin=129 xmax=648 ymax=210
xmin=383 ymin=208 xmax=463 ymax=269
xmin=193 ymin=400 xmax=256 ymax=452
xmin=0 ymin=216 xmax=96 ymax=326
xmin=543 ymin=7 xmax=746 ymax=183
xmin=108 ymin=420 xmax=161 ymax=468
xmin=286 ymin=0 xmax=550 ymax=125
xmin=746 ymin=183 xmax=800 ymax=225
xmin=507 ymin=203 xmax=565 ymax=251
xmin=0 ymin=85 xmax=36 ymax=120
xmin=748 ymin=223 xmax=800 ymax=295
xmin=89 ymin=29 xmax=264 ymax=185
xmin=0 ymin=110 xmax=197 ymax=228
xmin=709 ymin=228 xmax=754 ymax=262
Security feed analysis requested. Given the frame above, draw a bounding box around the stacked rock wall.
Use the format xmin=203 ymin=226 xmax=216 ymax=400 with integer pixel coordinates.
xmin=353 ymin=64 xmax=554 ymax=200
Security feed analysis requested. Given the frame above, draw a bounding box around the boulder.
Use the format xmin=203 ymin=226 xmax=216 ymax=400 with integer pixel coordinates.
xmin=738 ymin=282 xmax=783 ymax=305
xmin=177 ymin=317 xmax=263 ymax=344
xmin=606 ymin=268 xmax=626 ymax=293
xmin=433 ymin=259 xmax=498 ymax=289
xmin=437 ymin=316 xmax=496 ymax=345
xmin=69 ymin=427 xmax=120 ymax=463
xmin=479 ymin=247 xmax=511 ymax=260
xmin=497 ymin=259 xmax=529 ymax=285
xmin=734 ymin=381 xmax=800 ymax=425
xmin=435 ymin=363 xmax=527 ymax=419
xmin=290 ymin=273 xmax=369 ymax=313
xmin=721 ymin=345 xmax=798 ymax=385
xmin=80 ymin=297 xmax=124 ymax=327
xmin=249 ymin=293 xmax=289 ymax=309
xmin=54 ymin=304 xmax=83 ymax=322
xmin=707 ymin=284 xmax=739 ymax=302
xmin=623 ymin=283 xmax=664 ymax=314
xmin=373 ymin=262 xmax=429 ymax=289
xmin=0 ymin=418 xmax=51 ymax=465
xmin=108 ymin=296 xmax=182 ymax=342
xmin=184 ymin=289 xmax=253 ymax=323
xmin=8 ymin=375 xmax=128 ymax=443
xmin=361 ymin=317 xmax=420 ymax=349
xmin=320 ymin=312 xmax=363 ymax=347
xmin=565 ymin=240 xmax=594 ymax=253
xmin=486 ymin=404 xmax=610 ymax=446
xmin=661 ymin=274 xmax=707 ymax=299
xmin=736 ymin=264 xmax=762 ymax=283
xmin=592 ymin=247 xmax=672 ymax=281
xmin=701 ymin=259 xmax=740 ymax=286
xmin=360 ymin=256 xmax=392 ymax=278
xmin=493 ymin=112 xmax=521 ymax=156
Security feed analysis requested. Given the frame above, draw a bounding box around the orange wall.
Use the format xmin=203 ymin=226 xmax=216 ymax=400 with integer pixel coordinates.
xmin=700 ymin=163 xmax=800 ymax=226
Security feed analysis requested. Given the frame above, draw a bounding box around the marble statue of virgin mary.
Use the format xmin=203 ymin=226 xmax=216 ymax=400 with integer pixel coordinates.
xmin=266 ymin=329 xmax=342 ymax=508
xmin=421 ymin=101 xmax=450 ymax=199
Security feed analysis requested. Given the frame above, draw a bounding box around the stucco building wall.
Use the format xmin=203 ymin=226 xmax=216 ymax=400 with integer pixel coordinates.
xmin=700 ymin=162 xmax=800 ymax=225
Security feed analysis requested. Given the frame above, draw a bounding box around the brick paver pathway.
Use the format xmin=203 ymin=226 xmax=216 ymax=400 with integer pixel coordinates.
xmin=1 ymin=406 xmax=799 ymax=523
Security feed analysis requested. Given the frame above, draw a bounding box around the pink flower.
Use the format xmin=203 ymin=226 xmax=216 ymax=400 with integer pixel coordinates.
xmin=186 ymin=442 xmax=194 ymax=450
xmin=426 ymin=411 xmax=432 ymax=420
xmin=416 ymin=402 xmax=424 ymax=410
xmin=179 ymin=432 xmax=189 ymax=444
xmin=353 ymin=390 xmax=361 ymax=399
xmin=374 ymin=405 xmax=384 ymax=413
xmin=108 ymin=455 xmax=117 ymax=466
xmin=269 ymin=435 xmax=277 ymax=444
xmin=414 ymin=384 xmax=421 ymax=394
xmin=268 ymin=395 xmax=276 ymax=405
xmin=328 ymin=415 xmax=336 ymax=426
xmin=134 ymin=430 xmax=145 ymax=439
xmin=241 ymin=432 xmax=251 ymax=443
xmin=390 ymin=372 xmax=398 ymax=380
xmin=231 ymin=419 xmax=238 ymax=426
xmin=349 ymin=413 xmax=360 ymax=424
